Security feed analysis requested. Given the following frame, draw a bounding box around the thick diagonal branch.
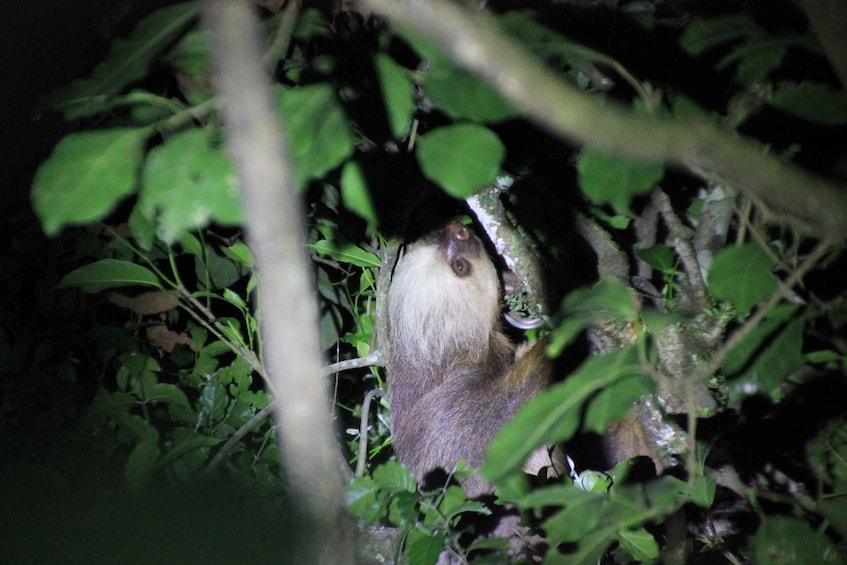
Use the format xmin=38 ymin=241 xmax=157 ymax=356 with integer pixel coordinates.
xmin=365 ymin=0 xmax=847 ymax=237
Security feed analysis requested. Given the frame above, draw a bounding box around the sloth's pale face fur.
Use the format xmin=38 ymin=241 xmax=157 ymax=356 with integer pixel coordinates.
xmin=388 ymin=224 xmax=500 ymax=369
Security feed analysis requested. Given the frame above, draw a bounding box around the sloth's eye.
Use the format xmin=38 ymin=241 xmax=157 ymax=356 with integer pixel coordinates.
xmin=452 ymin=258 xmax=471 ymax=277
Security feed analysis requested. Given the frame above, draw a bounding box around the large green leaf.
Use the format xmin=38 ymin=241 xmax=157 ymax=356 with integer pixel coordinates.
xmin=340 ymin=161 xmax=377 ymax=228
xmin=537 ymin=488 xmax=605 ymax=542
xmin=125 ymin=437 xmax=161 ymax=493
xmin=422 ymin=63 xmax=520 ymax=122
xmin=139 ymin=128 xmax=242 ymax=244
xmin=161 ymin=27 xmax=213 ymax=106
xmin=770 ymin=81 xmax=847 ymax=125
xmin=311 ymin=240 xmax=381 ymax=268
xmin=407 ymin=530 xmax=446 ymax=565
xmin=58 ymin=259 xmax=162 ymax=293
xmin=416 ymin=124 xmax=505 ymax=198
xmin=31 ymin=128 xmax=148 ymax=236
xmin=345 ymin=476 xmax=379 ymax=519
xmin=542 ymin=477 xmax=684 ymax=563
xmin=276 ymin=84 xmax=355 ymax=188
xmin=584 ymin=375 xmax=652 ymax=434
xmin=723 ymin=304 xmax=798 ymax=376
xmin=548 ymin=278 xmax=639 ymax=357
xmin=723 ymin=40 xmax=787 ymax=84
xmin=374 ymin=54 xmax=416 ymax=139
xmin=708 ymin=244 xmax=776 ymax=316
xmin=154 ymin=432 xmax=222 ymax=472
xmin=372 ymin=461 xmax=417 ymax=493
xmin=483 ymin=346 xmax=645 ymax=484
xmin=635 ymin=245 xmax=676 ymax=273
xmin=727 ymin=314 xmax=805 ymax=403
xmin=679 ymin=15 xmax=764 ymax=56
xmin=752 ymin=516 xmax=840 ymax=564
xmin=161 ymin=27 xmax=208 ymax=80
xmin=577 ymin=150 xmax=664 ymax=213
xmin=47 ymin=2 xmax=199 ymax=118
xmin=618 ymin=527 xmax=660 ymax=561
xmin=401 ymin=32 xmax=519 ymax=122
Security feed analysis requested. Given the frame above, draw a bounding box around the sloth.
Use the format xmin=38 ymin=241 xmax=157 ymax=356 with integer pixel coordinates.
xmin=386 ymin=221 xmax=559 ymax=499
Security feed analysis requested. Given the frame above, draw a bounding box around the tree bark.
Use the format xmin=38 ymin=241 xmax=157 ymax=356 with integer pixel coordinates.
xmin=203 ymin=1 xmax=350 ymax=561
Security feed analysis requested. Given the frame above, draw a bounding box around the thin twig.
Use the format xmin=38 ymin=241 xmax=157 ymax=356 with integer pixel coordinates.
xmin=202 ymin=401 xmax=276 ymax=478
xmin=261 ymin=0 xmax=302 ymax=71
xmin=355 ymin=388 xmax=385 ymax=477
xmin=321 ymin=351 xmax=383 ymax=377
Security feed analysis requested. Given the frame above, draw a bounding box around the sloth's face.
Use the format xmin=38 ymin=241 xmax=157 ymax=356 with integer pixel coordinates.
xmin=426 ymin=222 xmax=483 ymax=279
xmin=389 ymin=222 xmax=500 ymax=360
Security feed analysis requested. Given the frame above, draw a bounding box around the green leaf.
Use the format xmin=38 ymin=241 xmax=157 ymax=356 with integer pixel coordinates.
xmin=154 ymin=433 xmax=222 ymax=472
xmin=199 ymin=382 xmax=229 ymax=423
xmin=139 ymin=128 xmax=242 ymax=244
xmin=373 ymin=461 xmax=417 ymax=493
xmin=375 ymin=54 xmax=416 ymax=139
xmin=467 ymin=535 xmax=510 ymax=554
xmin=128 ymin=200 xmax=157 ymax=250
xmin=205 ymin=247 xmax=244 ymax=290
xmin=276 ymin=84 xmax=355 ymax=188
xmin=179 ymin=232 xmax=204 ymax=258
xmin=221 ymin=240 xmax=254 ymax=268
xmin=47 ymin=2 xmax=199 ymax=117
xmin=58 ymin=259 xmax=162 ymax=292
xmin=407 ymin=529 xmax=446 ymax=565
xmin=618 ymin=527 xmax=659 ymax=560
xmin=708 ymin=244 xmax=776 ymax=315
xmin=563 ymin=279 xmax=634 ymax=324
xmin=125 ymin=437 xmax=161 ymax=493
xmin=222 ymin=288 xmax=247 ymax=310
xmin=400 ymin=31 xmax=519 ymax=122
xmin=728 ymin=316 xmax=804 ymax=403
xmin=724 ymin=304 xmax=797 ymax=375
xmin=340 ymin=161 xmax=377 ymax=227
xmin=547 ymin=317 xmax=589 ymax=358
xmin=416 ymin=124 xmax=505 ymax=198
xmin=484 ymin=347 xmax=644 ymax=484
xmin=423 ymin=63 xmax=520 ymax=122
xmin=577 ymin=150 xmax=664 ymax=213
xmin=31 ymin=128 xmax=148 ymax=236
xmin=575 ymin=469 xmax=613 ymax=493
xmin=728 ymin=42 xmax=787 ymax=84
xmin=148 ymin=383 xmax=191 ymax=410
xmin=387 ymin=492 xmax=419 ymax=526
xmin=679 ymin=15 xmax=764 ymax=56
xmin=752 ymin=516 xmax=840 ymax=564
xmin=345 ymin=476 xmax=380 ymax=521
xmin=690 ymin=473 xmax=717 ymax=508
xmin=311 ymin=239 xmax=381 ymax=267
xmin=161 ymin=27 xmax=208 ymax=80
xmin=635 ymin=245 xmax=676 ymax=273
xmin=584 ymin=375 xmax=651 ymax=434
xmin=542 ymin=489 xmax=605 ymax=542
xmin=439 ymin=484 xmax=468 ymax=515
xmin=770 ymin=81 xmax=847 ymax=125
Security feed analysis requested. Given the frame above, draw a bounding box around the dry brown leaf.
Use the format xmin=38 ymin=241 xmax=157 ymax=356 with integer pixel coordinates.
xmin=108 ymin=291 xmax=178 ymax=316
xmin=146 ymin=324 xmax=198 ymax=352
